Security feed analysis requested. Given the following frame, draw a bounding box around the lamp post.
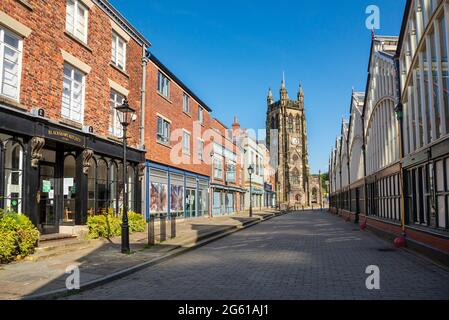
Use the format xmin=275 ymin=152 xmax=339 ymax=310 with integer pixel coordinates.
xmin=248 ymin=164 xmax=254 ymax=218
xmin=115 ymin=99 xmax=136 ymax=254
xmin=210 ymin=150 xmax=214 ymax=218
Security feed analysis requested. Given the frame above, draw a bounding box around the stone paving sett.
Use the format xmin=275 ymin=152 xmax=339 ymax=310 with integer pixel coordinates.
xmin=66 ymin=211 xmax=449 ymax=300
xmin=0 ymin=211 xmax=275 ymax=300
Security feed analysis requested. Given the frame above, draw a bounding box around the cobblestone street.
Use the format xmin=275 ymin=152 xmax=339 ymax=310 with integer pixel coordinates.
xmin=66 ymin=211 xmax=449 ymax=300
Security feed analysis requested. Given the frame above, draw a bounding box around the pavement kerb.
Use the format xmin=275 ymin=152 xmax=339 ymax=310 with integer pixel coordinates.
xmin=22 ymin=211 xmax=285 ymax=300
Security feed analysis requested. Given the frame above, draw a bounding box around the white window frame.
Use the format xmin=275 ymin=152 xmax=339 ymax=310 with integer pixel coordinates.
xmin=214 ymin=157 xmax=223 ymax=180
xmin=158 ymin=71 xmax=170 ymax=98
xmin=183 ymin=93 xmax=190 ymax=113
xmin=0 ymin=27 xmax=23 ymax=102
xmin=198 ymin=106 xmax=204 ymax=124
xmin=197 ymin=139 xmax=204 ymax=161
xmin=157 ymin=116 xmax=171 ymax=144
xmin=226 ymin=161 xmax=236 ymax=183
xmin=66 ymin=0 xmax=89 ymax=44
xmin=4 ymin=142 xmax=24 ymax=213
xmin=109 ymin=90 xmax=125 ymax=138
xmin=182 ymin=130 xmax=191 ymax=155
xmin=112 ymin=31 xmax=126 ymax=71
xmin=61 ymin=63 xmax=85 ymax=124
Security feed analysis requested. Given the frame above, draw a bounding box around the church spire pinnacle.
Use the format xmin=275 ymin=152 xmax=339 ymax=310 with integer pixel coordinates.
xmin=298 ymin=81 xmax=304 ymax=102
xmin=267 ymin=87 xmax=273 ymax=105
xmin=280 ymin=73 xmax=288 ymax=102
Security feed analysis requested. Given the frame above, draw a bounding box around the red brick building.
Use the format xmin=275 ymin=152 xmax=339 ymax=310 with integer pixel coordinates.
xmin=209 ymin=118 xmax=245 ymax=216
xmin=144 ymin=54 xmax=213 ymax=219
xmin=0 ymin=0 xmax=150 ymax=234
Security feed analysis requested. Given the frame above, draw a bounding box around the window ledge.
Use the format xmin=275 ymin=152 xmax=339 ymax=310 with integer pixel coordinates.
xmin=157 ymin=141 xmax=172 ymax=149
xmin=107 ymin=135 xmax=123 ymax=143
xmin=110 ymin=62 xmax=130 ymax=78
xmin=0 ymin=95 xmax=27 ymax=111
xmin=183 ymin=111 xmax=192 ymax=118
xmin=157 ymin=92 xmax=172 ymax=104
xmin=64 ymin=32 xmax=93 ymax=53
xmin=59 ymin=118 xmax=83 ymax=130
xmin=16 ymin=0 xmax=33 ymax=11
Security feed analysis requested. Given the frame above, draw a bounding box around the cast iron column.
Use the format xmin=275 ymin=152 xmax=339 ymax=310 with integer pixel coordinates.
xmin=121 ymin=125 xmax=130 ymax=254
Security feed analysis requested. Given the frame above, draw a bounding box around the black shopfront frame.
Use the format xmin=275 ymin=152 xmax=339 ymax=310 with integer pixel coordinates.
xmin=0 ymin=106 xmax=144 ymax=233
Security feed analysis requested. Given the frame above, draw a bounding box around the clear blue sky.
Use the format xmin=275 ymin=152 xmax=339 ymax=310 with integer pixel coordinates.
xmin=110 ymin=0 xmax=406 ymax=174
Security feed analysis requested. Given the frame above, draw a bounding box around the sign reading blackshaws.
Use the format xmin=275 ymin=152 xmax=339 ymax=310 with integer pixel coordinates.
xmin=47 ymin=128 xmax=83 ymax=145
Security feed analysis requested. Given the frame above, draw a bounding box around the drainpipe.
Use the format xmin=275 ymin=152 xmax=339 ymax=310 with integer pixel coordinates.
xmin=394 ymin=56 xmax=406 ymax=240
xmin=361 ymin=110 xmax=368 ymax=222
xmin=140 ymin=45 xmax=149 ymax=149
xmin=140 ymin=46 xmax=149 ymax=237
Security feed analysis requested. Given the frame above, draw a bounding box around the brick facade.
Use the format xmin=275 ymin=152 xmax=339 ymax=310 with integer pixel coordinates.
xmin=210 ymin=118 xmax=243 ymax=190
xmin=0 ymin=0 xmax=150 ymax=232
xmin=0 ymin=0 xmax=145 ymax=148
xmin=145 ymin=56 xmax=212 ymax=177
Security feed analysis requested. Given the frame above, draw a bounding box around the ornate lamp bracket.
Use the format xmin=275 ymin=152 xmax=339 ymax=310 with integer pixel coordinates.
xmin=138 ymin=163 xmax=146 ymax=181
xmin=82 ymin=149 xmax=94 ymax=175
xmin=31 ymin=137 xmax=45 ymax=168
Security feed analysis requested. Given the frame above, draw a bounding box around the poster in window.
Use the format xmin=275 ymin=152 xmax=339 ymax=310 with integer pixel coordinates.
xmin=150 ymin=182 xmax=168 ymax=213
xmin=160 ymin=184 xmax=168 ymax=212
xmin=150 ymin=183 xmax=159 ymax=212
xmin=170 ymin=185 xmax=184 ymax=212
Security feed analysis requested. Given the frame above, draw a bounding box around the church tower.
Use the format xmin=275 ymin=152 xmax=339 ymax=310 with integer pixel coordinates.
xmin=266 ymin=79 xmax=311 ymax=208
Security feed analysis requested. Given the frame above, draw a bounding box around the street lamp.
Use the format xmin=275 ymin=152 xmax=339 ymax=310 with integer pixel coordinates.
xmin=115 ymin=99 xmax=136 ymax=254
xmin=248 ymin=164 xmax=254 ymax=218
xmin=209 ymin=150 xmax=215 ymax=218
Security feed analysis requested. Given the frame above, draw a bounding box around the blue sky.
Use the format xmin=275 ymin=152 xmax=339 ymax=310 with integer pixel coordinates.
xmin=110 ymin=0 xmax=406 ymax=173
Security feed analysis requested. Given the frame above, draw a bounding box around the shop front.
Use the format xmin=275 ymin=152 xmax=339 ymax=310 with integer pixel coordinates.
xmin=146 ymin=162 xmax=210 ymax=220
xmin=210 ymin=184 xmax=244 ymax=216
xmin=0 ymin=106 xmax=145 ymax=234
xmin=264 ymin=183 xmax=276 ymax=208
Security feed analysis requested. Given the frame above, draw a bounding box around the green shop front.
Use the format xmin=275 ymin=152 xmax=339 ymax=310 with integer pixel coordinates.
xmin=0 ymin=106 xmax=145 ymax=234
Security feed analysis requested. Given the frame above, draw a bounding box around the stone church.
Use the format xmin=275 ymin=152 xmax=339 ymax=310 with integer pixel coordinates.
xmin=266 ymin=80 xmax=319 ymax=209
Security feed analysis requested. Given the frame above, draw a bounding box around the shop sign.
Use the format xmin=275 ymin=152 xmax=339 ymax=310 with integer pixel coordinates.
xmin=47 ymin=128 xmax=83 ymax=146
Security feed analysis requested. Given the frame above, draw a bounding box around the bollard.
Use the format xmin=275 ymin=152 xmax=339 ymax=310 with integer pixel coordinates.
xmin=171 ymin=213 xmax=176 ymax=239
xmin=160 ymin=214 xmax=167 ymax=242
xmin=148 ymin=215 xmax=155 ymax=245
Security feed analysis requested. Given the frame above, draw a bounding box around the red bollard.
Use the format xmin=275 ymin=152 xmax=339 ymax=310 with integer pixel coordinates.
xmin=394 ymin=236 xmax=406 ymax=248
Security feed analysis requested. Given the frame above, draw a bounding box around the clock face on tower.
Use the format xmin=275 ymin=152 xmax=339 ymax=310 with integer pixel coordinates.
xmin=291 ymin=137 xmax=299 ymax=146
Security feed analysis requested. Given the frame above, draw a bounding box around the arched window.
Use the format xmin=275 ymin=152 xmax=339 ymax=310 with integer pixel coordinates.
xmin=117 ymin=162 xmax=124 ymax=214
xmin=109 ymin=162 xmax=118 ymax=214
xmin=296 ymin=115 xmax=301 ymax=133
xmin=63 ymin=154 xmax=76 ymax=223
xmin=127 ymin=166 xmax=135 ymax=212
xmin=4 ymin=141 xmax=23 ymax=213
xmin=87 ymin=158 xmax=97 ymax=215
xmin=98 ymin=159 xmax=109 ymax=214
xmin=271 ymin=116 xmax=276 ymax=129
xmin=288 ymin=115 xmax=294 ymax=132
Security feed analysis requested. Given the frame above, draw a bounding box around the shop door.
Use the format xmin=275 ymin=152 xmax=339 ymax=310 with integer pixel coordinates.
xmin=186 ymin=188 xmax=196 ymax=218
xmin=39 ymin=163 xmax=58 ymax=233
